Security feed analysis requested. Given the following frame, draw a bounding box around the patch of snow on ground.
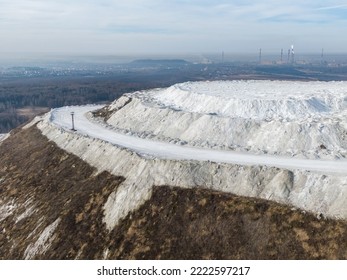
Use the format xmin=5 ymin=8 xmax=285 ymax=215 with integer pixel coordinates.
xmin=24 ymin=218 xmax=61 ymax=259
xmin=22 ymin=115 xmax=46 ymax=130
xmin=0 ymin=133 xmax=9 ymax=144
xmin=0 ymin=200 xmax=17 ymax=222
xmin=16 ymin=198 xmax=36 ymax=223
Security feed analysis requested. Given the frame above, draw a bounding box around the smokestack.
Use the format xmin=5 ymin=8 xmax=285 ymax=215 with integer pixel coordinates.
xmin=259 ymin=48 xmax=262 ymax=64
xmin=291 ymin=45 xmax=295 ymax=64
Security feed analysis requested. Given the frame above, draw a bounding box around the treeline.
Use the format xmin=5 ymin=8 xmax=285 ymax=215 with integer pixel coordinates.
xmin=0 ymin=62 xmax=247 ymax=133
xmin=0 ymin=81 xmax=118 ymax=110
xmin=0 ymin=76 xmax=173 ymax=133
xmin=0 ymin=111 xmax=28 ymax=132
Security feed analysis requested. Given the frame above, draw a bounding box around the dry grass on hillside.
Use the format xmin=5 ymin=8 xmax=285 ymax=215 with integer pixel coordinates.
xmin=110 ymin=186 xmax=347 ymax=260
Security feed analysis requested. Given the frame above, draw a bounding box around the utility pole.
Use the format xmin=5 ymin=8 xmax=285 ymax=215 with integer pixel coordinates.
xmin=71 ymin=112 xmax=76 ymax=131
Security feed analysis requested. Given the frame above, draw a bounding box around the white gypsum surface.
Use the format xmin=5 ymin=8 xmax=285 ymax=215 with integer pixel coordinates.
xmin=50 ymin=105 xmax=347 ymax=175
xmin=34 ymin=104 xmax=347 ymax=229
xmin=33 ymin=80 xmax=347 ymax=228
xmin=106 ymin=80 xmax=347 ymax=160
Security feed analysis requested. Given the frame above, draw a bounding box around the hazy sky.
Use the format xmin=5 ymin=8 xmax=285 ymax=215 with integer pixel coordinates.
xmin=1 ymin=0 xmax=347 ymax=55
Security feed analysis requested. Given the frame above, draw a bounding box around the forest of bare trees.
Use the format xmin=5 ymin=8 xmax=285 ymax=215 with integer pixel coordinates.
xmin=0 ymin=72 xmax=186 ymax=133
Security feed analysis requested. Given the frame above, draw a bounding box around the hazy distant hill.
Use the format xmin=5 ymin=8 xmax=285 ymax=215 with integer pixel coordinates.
xmin=129 ymin=59 xmax=190 ymax=67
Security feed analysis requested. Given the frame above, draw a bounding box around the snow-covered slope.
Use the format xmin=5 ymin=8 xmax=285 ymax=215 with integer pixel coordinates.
xmin=31 ymin=80 xmax=347 ymax=229
xmin=106 ymin=80 xmax=347 ymax=159
xmin=46 ymin=105 xmax=347 ymax=174
xmin=38 ymin=115 xmax=347 ymax=230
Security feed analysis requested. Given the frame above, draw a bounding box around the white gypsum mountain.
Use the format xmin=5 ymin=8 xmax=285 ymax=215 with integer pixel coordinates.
xmin=106 ymin=80 xmax=347 ymax=160
xmin=32 ymin=80 xmax=347 ymax=229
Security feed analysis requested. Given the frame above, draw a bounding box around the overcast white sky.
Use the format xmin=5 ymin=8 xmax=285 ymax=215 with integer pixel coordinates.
xmin=1 ymin=0 xmax=347 ymax=55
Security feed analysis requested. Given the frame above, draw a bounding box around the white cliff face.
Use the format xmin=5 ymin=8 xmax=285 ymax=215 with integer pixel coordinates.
xmin=37 ymin=117 xmax=347 ymax=231
xmin=38 ymin=119 xmax=275 ymax=229
xmin=107 ymin=80 xmax=347 ymax=159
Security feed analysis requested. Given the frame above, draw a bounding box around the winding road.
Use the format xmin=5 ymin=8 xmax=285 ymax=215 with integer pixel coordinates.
xmin=50 ymin=105 xmax=347 ymax=175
